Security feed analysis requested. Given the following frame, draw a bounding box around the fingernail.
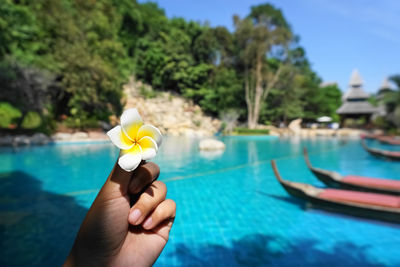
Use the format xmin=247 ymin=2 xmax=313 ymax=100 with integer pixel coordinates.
xmin=143 ymin=217 xmax=152 ymax=229
xmin=129 ymin=209 xmax=141 ymax=224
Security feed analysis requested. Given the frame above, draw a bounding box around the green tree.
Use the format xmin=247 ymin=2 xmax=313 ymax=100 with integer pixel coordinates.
xmin=0 ymin=60 xmax=54 ymax=128
xmin=234 ymin=4 xmax=292 ymax=128
xmin=0 ymin=0 xmax=332 ymax=132
xmin=382 ymin=75 xmax=400 ymax=128
xmin=1 ymin=0 xmax=132 ymax=128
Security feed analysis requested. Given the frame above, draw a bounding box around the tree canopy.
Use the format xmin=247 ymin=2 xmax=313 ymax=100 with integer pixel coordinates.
xmin=0 ymin=0 xmax=343 ymax=131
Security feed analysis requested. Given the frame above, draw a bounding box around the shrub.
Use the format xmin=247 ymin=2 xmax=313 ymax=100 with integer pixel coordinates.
xmin=220 ymin=109 xmax=240 ymax=134
xmin=139 ymin=85 xmax=158 ymax=99
xmin=193 ymin=120 xmax=201 ymax=127
xmin=372 ymin=116 xmax=389 ymax=129
xmin=0 ymin=102 xmax=22 ymax=128
xmin=64 ymin=117 xmax=99 ymax=129
xmin=21 ymin=111 xmax=41 ymax=129
xmin=233 ymin=127 xmax=269 ymax=135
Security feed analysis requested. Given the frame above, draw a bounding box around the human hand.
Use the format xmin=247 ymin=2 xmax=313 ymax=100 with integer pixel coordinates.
xmin=64 ymin=162 xmax=176 ymax=267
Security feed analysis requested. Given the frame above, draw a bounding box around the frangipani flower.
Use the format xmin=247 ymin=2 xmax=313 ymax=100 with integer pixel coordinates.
xmin=107 ymin=108 xmax=162 ymax=171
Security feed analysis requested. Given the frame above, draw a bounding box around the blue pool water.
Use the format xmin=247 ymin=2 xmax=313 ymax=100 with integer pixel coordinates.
xmin=0 ymin=137 xmax=400 ymax=266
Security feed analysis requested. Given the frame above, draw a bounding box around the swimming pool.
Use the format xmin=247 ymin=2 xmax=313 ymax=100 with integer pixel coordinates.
xmin=0 ymin=136 xmax=399 ymax=266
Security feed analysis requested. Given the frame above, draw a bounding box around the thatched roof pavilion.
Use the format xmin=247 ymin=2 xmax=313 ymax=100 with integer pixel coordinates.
xmin=337 ymin=70 xmax=378 ymax=124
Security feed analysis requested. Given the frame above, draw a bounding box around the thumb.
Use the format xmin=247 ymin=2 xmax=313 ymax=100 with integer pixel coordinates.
xmin=96 ymin=161 xmax=160 ymax=203
xmin=96 ymin=162 xmax=134 ymax=202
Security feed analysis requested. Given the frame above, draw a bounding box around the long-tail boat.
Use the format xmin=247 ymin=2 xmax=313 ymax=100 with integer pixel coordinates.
xmin=360 ymin=133 xmax=400 ymax=145
xmin=271 ymin=160 xmax=400 ymax=224
xmin=303 ymin=147 xmax=400 ymax=195
xmin=361 ymin=139 xmax=400 ymax=161
xmin=360 ymin=133 xmax=382 ymax=140
xmin=376 ymin=136 xmax=400 ymax=146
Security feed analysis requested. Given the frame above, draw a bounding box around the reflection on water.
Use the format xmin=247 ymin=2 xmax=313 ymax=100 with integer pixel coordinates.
xmin=0 ymin=171 xmax=87 ymax=267
xmin=199 ymin=149 xmax=225 ymax=160
xmin=172 ymin=234 xmax=385 ymax=267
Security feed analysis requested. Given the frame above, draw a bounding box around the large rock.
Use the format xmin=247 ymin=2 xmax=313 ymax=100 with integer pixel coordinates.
xmin=13 ymin=135 xmax=30 ymax=146
xmin=71 ymin=132 xmax=89 ymax=140
xmin=182 ymin=128 xmax=197 ymax=138
xmin=0 ymin=134 xmax=52 ymax=147
xmin=52 ymin=131 xmax=90 ymax=142
xmin=264 ymin=125 xmax=281 ymax=136
xmin=30 ymin=133 xmax=51 ymax=145
xmin=288 ymin=119 xmax=302 ymax=135
xmin=53 ymin=132 xmax=72 ymax=141
xmin=336 ymin=128 xmax=364 ymax=137
xmin=315 ymin=129 xmax=335 ymax=137
xmin=199 ymin=139 xmax=226 ymax=151
xmin=88 ymin=131 xmax=108 ymax=140
xmin=0 ymin=136 xmax=13 ymax=146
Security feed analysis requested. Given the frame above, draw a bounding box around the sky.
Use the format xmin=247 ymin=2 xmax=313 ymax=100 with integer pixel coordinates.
xmin=141 ymin=0 xmax=400 ymax=93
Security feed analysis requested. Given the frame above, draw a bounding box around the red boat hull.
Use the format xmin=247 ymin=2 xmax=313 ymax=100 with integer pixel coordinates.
xmin=319 ymin=189 xmax=400 ymax=208
xmin=342 ymin=176 xmax=400 ymax=191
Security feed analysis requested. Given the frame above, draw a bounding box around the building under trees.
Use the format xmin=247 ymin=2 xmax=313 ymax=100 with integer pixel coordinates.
xmin=336 ymin=69 xmax=378 ymax=126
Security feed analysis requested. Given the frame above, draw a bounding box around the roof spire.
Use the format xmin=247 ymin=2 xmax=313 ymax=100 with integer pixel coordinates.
xmin=380 ymin=77 xmax=392 ymax=90
xmin=337 ymin=69 xmax=378 ymax=115
xmin=349 ymin=69 xmax=363 ymax=86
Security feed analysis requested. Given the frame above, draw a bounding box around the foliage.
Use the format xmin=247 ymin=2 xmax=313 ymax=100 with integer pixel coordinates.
xmin=63 ymin=116 xmax=100 ymax=129
xmin=0 ymin=59 xmax=54 ymax=131
xmin=234 ymin=4 xmax=292 ymax=128
xmin=372 ymin=116 xmax=392 ymax=129
xmin=233 ymin=127 xmax=269 ymax=135
xmin=0 ymin=0 xmax=344 ymax=132
xmin=220 ymin=109 xmax=241 ymax=134
xmin=0 ymin=102 xmax=44 ymax=130
xmin=0 ymin=0 xmax=131 ymax=129
xmin=185 ymin=67 xmax=244 ymax=115
xmin=0 ymin=60 xmax=50 ymax=111
xmin=21 ymin=111 xmax=42 ymax=129
xmin=307 ymin=84 xmax=342 ymax=122
xmin=368 ymin=96 xmax=379 ymax=107
xmin=379 ymin=74 xmax=400 ymax=129
xmin=139 ymin=85 xmax=158 ymax=99
xmin=0 ymin=102 xmax=22 ymax=128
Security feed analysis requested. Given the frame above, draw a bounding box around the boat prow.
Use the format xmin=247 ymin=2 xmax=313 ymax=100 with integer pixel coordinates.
xmin=303 ymin=147 xmax=400 ymax=195
xmin=303 ymin=148 xmax=343 ymax=186
xmin=272 ymin=160 xmax=322 ymax=199
xmin=271 ymin=160 xmax=400 ymax=224
xmin=361 ymin=139 xmax=400 ymax=161
xmin=377 ymin=136 xmax=400 ymax=146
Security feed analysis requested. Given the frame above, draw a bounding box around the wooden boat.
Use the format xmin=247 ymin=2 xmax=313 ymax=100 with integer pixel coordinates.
xmin=361 ymin=139 xmax=400 ymax=161
xmin=376 ymin=136 xmax=400 ymax=146
xmin=303 ymin=147 xmax=400 ymax=195
xmin=271 ymin=160 xmax=400 ymax=224
xmin=360 ymin=133 xmax=382 ymax=140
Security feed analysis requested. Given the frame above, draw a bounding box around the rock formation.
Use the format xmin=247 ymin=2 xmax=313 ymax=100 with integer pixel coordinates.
xmin=123 ymin=77 xmax=221 ymax=137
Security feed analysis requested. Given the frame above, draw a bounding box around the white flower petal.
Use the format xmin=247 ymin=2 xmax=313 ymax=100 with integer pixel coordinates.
xmin=141 ymin=148 xmax=157 ymax=161
xmin=106 ymin=125 xmax=133 ymax=150
xmin=121 ymin=108 xmax=143 ymax=141
xmin=137 ymin=124 xmax=163 ymax=147
xmin=118 ymin=153 xmax=142 ymax=172
xmin=118 ymin=144 xmax=142 ymax=171
xmin=138 ymin=136 xmax=158 ymax=160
